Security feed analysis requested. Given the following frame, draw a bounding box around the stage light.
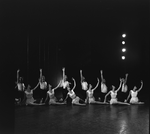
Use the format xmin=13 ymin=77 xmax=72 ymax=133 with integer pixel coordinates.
xmin=122 ymin=48 xmax=126 ymax=52
xmin=122 ymin=41 xmax=125 ymax=45
xmin=122 ymin=34 xmax=126 ymax=38
xmin=121 ymin=56 xmax=125 ymax=60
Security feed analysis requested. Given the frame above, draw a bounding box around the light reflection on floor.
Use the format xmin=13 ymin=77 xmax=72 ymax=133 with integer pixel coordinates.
xmin=15 ymin=104 xmax=149 ymax=134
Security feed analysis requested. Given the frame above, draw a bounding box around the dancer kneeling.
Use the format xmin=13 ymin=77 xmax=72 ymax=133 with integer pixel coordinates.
xmin=24 ymin=85 xmax=45 ymax=106
xmin=85 ymin=78 xmax=108 ymax=104
xmin=124 ymin=80 xmax=144 ymax=104
xmin=104 ymin=79 xmax=130 ymax=105
xmin=65 ymin=78 xmax=86 ymax=106
xmin=45 ymin=83 xmax=66 ymax=105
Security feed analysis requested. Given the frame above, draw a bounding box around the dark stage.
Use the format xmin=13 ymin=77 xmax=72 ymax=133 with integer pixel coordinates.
xmin=14 ymin=104 xmax=149 ymax=134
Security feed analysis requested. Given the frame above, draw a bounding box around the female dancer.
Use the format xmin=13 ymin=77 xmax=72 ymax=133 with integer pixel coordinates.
xmin=100 ymin=70 xmax=107 ymax=93
xmin=24 ymin=85 xmax=44 ymax=105
xmin=80 ymin=70 xmax=88 ymax=91
xmin=104 ymin=79 xmax=130 ymax=105
xmin=45 ymin=83 xmax=66 ymax=105
xmin=124 ymin=81 xmax=144 ymax=104
xmin=85 ymin=78 xmax=108 ymax=104
xmin=121 ymin=73 xmax=128 ymax=92
xmin=15 ymin=69 xmax=25 ymax=104
xmin=64 ymin=78 xmax=86 ymax=106
xmin=34 ymin=69 xmax=48 ymax=103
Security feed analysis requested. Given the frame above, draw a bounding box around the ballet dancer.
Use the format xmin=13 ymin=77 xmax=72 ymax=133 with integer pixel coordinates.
xmin=85 ymin=78 xmax=108 ymax=104
xmin=34 ymin=69 xmax=48 ymax=103
xmin=121 ymin=73 xmax=128 ymax=92
xmin=24 ymin=85 xmax=44 ymax=105
xmin=124 ymin=80 xmax=144 ymax=104
xmin=104 ymin=78 xmax=130 ymax=105
xmin=64 ymin=78 xmax=86 ymax=106
xmin=80 ymin=70 xmax=88 ymax=91
xmin=100 ymin=70 xmax=107 ymax=93
xmin=15 ymin=69 xmax=25 ymax=104
xmin=45 ymin=83 xmax=66 ymax=105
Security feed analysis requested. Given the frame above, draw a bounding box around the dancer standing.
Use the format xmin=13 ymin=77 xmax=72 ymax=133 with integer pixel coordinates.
xmin=80 ymin=70 xmax=88 ymax=91
xmin=34 ymin=69 xmax=48 ymax=103
xmin=15 ymin=69 xmax=25 ymax=104
xmin=104 ymin=79 xmax=130 ymax=105
xmin=124 ymin=81 xmax=144 ymax=104
xmin=119 ymin=73 xmax=129 ymax=102
xmin=64 ymin=78 xmax=86 ymax=106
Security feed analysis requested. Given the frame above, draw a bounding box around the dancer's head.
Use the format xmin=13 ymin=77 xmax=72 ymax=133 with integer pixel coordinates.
xmin=19 ymin=77 xmax=23 ymax=83
xmin=111 ymin=85 xmax=115 ymax=91
xmin=40 ymin=76 xmax=45 ymax=82
xmin=133 ymin=86 xmax=137 ymax=91
xmin=26 ymin=85 xmax=31 ymax=91
xmin=88 ymin=84 xmax=92 ymax=91
xmin=48 ymin=84 xmax=52 ymax=91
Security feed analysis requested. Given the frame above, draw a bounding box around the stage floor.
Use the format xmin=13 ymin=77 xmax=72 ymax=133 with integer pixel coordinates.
xmin=15 ymin=104 xmax=149 ymax=134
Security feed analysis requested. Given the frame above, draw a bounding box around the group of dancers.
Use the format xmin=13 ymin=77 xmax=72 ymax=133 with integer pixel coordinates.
xmin=15 ymin=68 xmax=144 ymax=106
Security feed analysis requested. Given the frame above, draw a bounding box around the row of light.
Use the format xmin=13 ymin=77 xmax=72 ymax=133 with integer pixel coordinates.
xmin=121 ymin=34 xmax=126 ymax=60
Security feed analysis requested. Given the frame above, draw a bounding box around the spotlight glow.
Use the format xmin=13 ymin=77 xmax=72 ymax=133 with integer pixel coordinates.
xmin=122 ymin=41 xmax=125 ymax=45
xmin=122 ymin=56 xmax=125 ymax=60
xmin=122 ymin=48 xmax=126 ymax=52
xmin=122 ymin=34 xmax=126 ymax=38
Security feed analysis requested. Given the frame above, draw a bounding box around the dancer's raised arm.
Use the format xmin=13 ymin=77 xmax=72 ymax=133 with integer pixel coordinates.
xmin=100 ymin=70 xmax=104 ymax=81
xmin=72 ymin=78 xmax=76 ymax=91
xmin=124 ymin=73 xmax=128 ymax=84
xmin=16 ymin=69 xmax=20 ymax=83
xmin=40 ymin=69 xmax=43 ymax=79
xmin=116 ymin=79 xmax=123 ymax=92
xmin=62 ymin=67 xmax=65 ymax=80
xmin=80 ymin=70 xmax=84 ymax=82
xmin=92 ymin=78 xmax=100 ymax=91
xmin=137 ymin=80 xmax=143 ymax=92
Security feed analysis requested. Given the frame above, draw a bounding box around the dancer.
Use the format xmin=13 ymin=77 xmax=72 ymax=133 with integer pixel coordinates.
xmin=85 ymin=78 xmax=108 ymax=104
xmin=24 ymin=85 xmax=44 ymax=105
xmin=34 ymin=69 xmax=48 ymax=103
xmin=104 ymin=79 xmax=130 ymax=105
xmin=121 ymin=73 xmax=128 ymax=92
xmin=15 ymin=69 xmax=25 ymax=104
xmin=100 ymin=70 xmax=107 ymax=93
xmin=64 ymin=78 xmax=86 ymax=106
xmin=45 ymin=83 xmax=66 ymax=105
xmin=80 ymin=70 xmax=88 ymax=91
xmin=124 ymin=81 xmax=144 ymax=104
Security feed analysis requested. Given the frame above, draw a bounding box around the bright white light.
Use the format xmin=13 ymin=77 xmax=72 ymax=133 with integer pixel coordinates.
xmin=122 ymin=48 xmax=126 ymax=52
xmin=122 ymin=34 xmax=126 ymax=38
xmin=122 ymin=56 xmax=125 ymax=60
xmin=122 ymin=41 xmax=125 ymax=45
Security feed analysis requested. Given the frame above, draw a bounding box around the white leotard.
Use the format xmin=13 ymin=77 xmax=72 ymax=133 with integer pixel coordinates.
xmin=82 ymin=82 xmax=88 ymax=90
xmin=121 ymin=83 xmax=128 ymax=92
xmin=61 ymin=80 xmax=69 ymax=89
xmin=17 ymin=83 xmax=25 ymax=91
xmin=68 ymin=90 xmax=76 ymax=99
xmin=130 ymin=90 xmax=138 ymax=103
xmin=87 ymin=90 xmax=94 ymax=98
xmin=101 ymin=83 xmax=107 ymax=93
xmin=40 ymin=82 xmax=47 ymax=89
xmin=25 ymin=90 xmax=35 ymax=104
xmin=110 ymin=91 xmax=117 ymax=104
